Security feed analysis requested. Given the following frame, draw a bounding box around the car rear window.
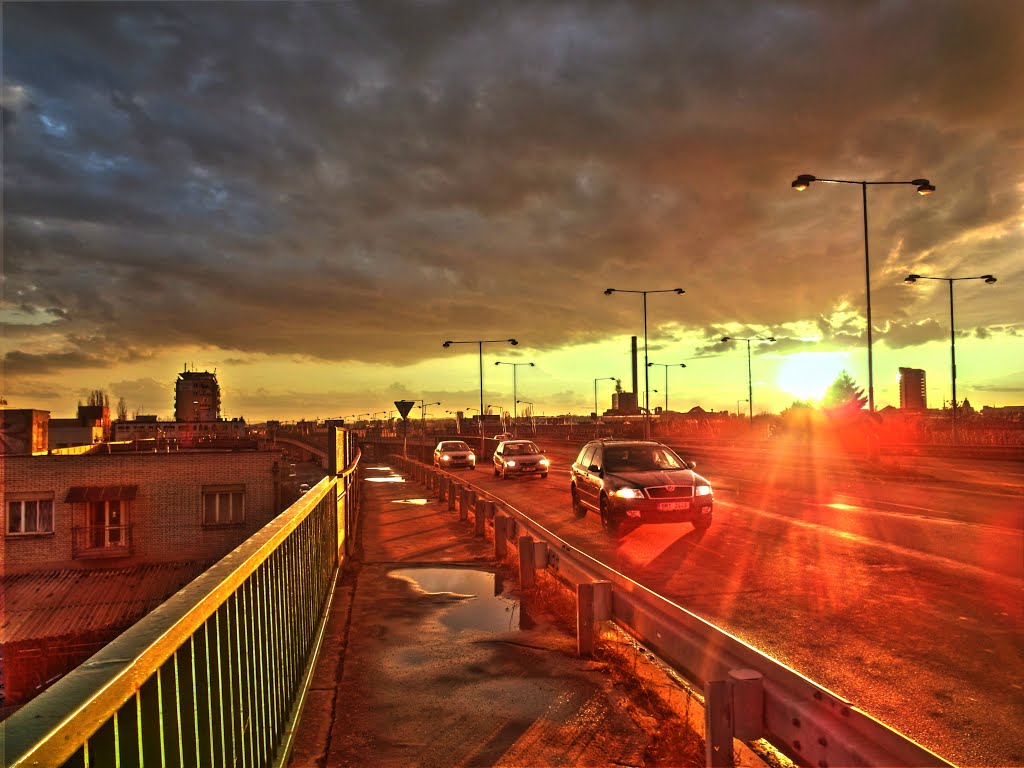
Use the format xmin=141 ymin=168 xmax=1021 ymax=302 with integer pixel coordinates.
xmin=441 ymin=442 xmax=468 ymax=451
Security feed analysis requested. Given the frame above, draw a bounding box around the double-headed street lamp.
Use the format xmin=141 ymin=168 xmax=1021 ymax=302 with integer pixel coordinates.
xmin=904 ymin=272 xmax=997 ymax=445
xmin=495 ymin=360 xmax=534 ymax=436
xmin=646 ymin=362 xmax=686 ymax=413
xmin=721 ymin=336 xmax=775 ymax=424
xmin=416 ymin=401 xmax=440 ymax=435
xmin=516 ymin=400 xmax=535 ymax=432
xmin=792 ymin=173 xmax=935 ymax=412
xmin=593 ymin=377 xmax=617 ymax=419
xmin=443 ymin=338 xmax=518 ymax=453
xmin=604 ymin=287 xmax=685 ymax=439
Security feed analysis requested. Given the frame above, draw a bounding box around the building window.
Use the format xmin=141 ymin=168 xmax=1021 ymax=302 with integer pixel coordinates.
xmin=7 ymin=498 xmax=55 ymax=535
xmin=87 ymin=500 xmax=126 ymax=549
xmin=203 ymin=486 xmax=245 ymax=526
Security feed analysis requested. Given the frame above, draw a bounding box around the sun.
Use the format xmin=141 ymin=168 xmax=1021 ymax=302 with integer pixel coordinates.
xmin=776 ymin=352 xmax=848 ymax=402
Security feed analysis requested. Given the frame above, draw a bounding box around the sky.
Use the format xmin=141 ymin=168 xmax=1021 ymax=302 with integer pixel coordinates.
xmin=3 ymin=1 xmax=1023 ymax=423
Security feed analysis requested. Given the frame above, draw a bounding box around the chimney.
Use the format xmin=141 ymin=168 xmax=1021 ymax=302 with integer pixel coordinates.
xmin=631 ymin=336 xmax=638 ymax=397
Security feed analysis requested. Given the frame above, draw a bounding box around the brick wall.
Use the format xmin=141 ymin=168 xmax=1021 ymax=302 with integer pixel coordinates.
xmin=2 ymin=450 xmax=283 ymax=575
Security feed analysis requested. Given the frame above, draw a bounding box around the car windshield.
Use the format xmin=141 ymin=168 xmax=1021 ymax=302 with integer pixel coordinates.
xmin=441 ymin=442 xmax=469 ymax=451
xmin=603 ymin=445 xmax=685 ymax=472
xmin=504 ymin=442 xmax=540 ymax=455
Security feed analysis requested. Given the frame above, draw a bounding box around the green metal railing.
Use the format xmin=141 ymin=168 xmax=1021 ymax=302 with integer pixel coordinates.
xmin=1 ymin=430 xmax=360 ymax=768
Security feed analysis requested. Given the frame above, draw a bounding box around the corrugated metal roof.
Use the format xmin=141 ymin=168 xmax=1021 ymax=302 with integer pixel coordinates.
xmin=1 ymin=561 xmax=211 ymax=644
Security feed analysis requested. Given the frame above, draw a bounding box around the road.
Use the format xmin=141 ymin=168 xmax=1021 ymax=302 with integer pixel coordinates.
xmin=432 ymin=438 xmax=1023 ymax=768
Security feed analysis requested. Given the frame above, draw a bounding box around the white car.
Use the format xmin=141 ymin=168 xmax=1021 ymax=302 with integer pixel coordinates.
xmin=433 ymin=440 xmax=476 ymax=470
xmin=299 ymin=482 xmax=311 ymax=494
xmin=493 ymin=440 xmax=550 ymax=480
xmin=492 ymin=433 xmax=514 ymax=442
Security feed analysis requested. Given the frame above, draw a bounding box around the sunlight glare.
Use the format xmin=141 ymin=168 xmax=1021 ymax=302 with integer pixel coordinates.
xmin=776 ymin=352 xmax=847 ymax=402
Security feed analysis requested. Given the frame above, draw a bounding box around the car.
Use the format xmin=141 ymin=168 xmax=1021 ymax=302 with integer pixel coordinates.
xmin=569 ymin=439 xmax=713 ymax=534
xmin=493 ymin=440 xmax=550 ymax=480
xmin=299 ymin=482 xmax=311 ymax=494
xmin=433 ymin=440 xmax=476 ymax=470
xmin=492 ymin=433 xmax=514 ymax=442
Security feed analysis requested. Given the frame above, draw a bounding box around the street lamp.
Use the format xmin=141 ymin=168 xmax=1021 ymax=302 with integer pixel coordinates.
xmin=646 ymin=362 xmax=687 ymax=413
xmin=737 ymin=399 xmax=748 ymax=416
xmin=792 ymin=173 xmax=935 ymax=412
xmin=495 ymin=360 xmax=534 ymax=436
xmin=443 ymin=338 xmax=518 ymax=453
xmin=416 ymin=401 xmax=441 ymax=436
xmin=721 ymin=336 xmax=776 ymax=424
xmin=593 ymin=377 xmax=617 ymax=419
xmin=904 ymin=272 xmax=997 ymax=444
xmin=604 ymin=287 xmax=685 ymax=439
xmin=516 ymin=400 xmax=536 ymax=433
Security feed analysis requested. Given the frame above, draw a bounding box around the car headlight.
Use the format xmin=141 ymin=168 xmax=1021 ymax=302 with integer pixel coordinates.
xmin=539 ymin=459 xmax=550 ymax=466
xmin=505 ymin=460 xmax=517 ymax=467
xmin=614 ymin=487 xmax=645 ymax=499
xmin=441 ymin=455 xmax=451 ymax=462
xmin=695 ymin=484 xmax=713 ymax=496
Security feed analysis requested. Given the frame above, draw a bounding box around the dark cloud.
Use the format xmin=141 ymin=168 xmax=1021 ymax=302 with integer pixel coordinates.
xmin=2 ymin=1 xmax=1022 ymax=391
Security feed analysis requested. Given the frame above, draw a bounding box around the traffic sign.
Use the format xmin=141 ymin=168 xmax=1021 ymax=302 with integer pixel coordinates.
xmin=394 ymin=400 xmax=415 ymax=420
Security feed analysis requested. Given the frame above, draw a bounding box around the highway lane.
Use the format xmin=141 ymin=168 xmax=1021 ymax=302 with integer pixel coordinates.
xmin=436 ymin=445 xmax=1023 ymax=767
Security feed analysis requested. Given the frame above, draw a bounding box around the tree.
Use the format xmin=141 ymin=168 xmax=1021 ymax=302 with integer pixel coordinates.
xmin=116 ymin=396 xmax=129 ymax=422
xmin=87 ymin=389 xmax=109 ymax=408
xmin=822 ymin=371 xmax=868 ymax=414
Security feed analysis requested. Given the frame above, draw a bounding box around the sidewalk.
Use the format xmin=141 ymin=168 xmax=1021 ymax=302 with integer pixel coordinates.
xmin=288 ymin=462 xmax=734 ymax=768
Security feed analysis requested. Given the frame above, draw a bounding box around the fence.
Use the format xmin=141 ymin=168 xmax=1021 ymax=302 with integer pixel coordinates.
xmin=0 ymin=428 xmax=360 ymax=768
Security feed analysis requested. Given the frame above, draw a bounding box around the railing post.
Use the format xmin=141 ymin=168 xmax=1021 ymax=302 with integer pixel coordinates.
xmin=518 ymin=535 xmax=535 ymax=589
xmin=577 ymin=582 xmax=595 ymax=658
xmin=459 ymin=487 xmax=469 ymax=521
xmin=729 ymin=669 xmax=764 ymax=741
xmin=438 ymin=476 xmax=447 ymax=502
xmin=494 ymin=513 xmax=508 ymax=558
xmin=447 ymin=480 xmax=457 ymax=511
xmin=475 ymin=499 xmax=489 ymax=537
xmin=593 ymin=580 xmax=612 ymax=620
xmin=704 ymin=680 xmax=734 ymax=768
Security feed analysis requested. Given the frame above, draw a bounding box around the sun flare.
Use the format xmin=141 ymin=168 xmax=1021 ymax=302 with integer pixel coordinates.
xmin=776 ymin=352 xmax=848 ymax=402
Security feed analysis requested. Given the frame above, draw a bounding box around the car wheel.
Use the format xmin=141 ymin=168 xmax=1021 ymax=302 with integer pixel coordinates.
xmin=469 ymin=465 xmax=475 ymax=471
xmin=501 ymin=467 xmax=509 ymax=480
xmin=493 ymin=465 xmax=500 ymax=477
xmin=693 ymin=510 xmax=713 ymax=530
xmin=540 ymin=473 xmax=548 ymax=479
xmin=599 ymin=496 xmax=623 ymax=536
xmin=571 ymin=486 xmax=586 ymax=518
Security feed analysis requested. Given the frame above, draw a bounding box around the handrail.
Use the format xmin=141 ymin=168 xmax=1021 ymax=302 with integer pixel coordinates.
xmin=402 ymin=454 xmax=953 ymax=768
xmin=1 ymin=432 xmax=360 ymax=768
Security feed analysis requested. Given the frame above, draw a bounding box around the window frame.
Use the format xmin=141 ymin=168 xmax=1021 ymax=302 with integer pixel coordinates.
xmin=6 ymin=494 xmax=56 ymax=537
xmin=202 ymin=484 xmax=246 ymax=527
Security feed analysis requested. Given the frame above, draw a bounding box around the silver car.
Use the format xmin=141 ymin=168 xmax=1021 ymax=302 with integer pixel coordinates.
xmin=433 ymin=440 xmax=476 ymax=470
xmin=493 ymin=440 xmax=550 ymax=479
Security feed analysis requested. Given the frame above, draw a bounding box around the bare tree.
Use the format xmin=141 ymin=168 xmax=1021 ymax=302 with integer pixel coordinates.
xmin=87 ymin=389 xmax=110 ymax=408
xmin=116 ymin=396 xmax=129 ymax=422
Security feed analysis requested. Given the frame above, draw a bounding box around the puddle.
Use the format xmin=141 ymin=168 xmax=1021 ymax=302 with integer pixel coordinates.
xmin=364 ymin=465 xmax=406 ymax=483
xmin=392 ymin=498 xmax=430 ymax=505
xmin=389 ymin=567 xmax=523 ymax=632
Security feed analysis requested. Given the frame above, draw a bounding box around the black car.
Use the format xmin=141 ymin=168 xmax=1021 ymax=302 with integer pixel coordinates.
xmin=570 ymin=439 xmax=713 ymax=533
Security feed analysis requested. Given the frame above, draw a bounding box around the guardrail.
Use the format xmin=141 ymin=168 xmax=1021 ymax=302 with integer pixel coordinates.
xmin=394 ymin=452 xmax=954 ymax=768
xmin=0 ymin=428 xmax=360 ymax=768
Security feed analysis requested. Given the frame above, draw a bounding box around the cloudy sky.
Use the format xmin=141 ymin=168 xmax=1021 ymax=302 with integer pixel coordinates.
xmin=3 ymin=0 xmax=1022 ymax=422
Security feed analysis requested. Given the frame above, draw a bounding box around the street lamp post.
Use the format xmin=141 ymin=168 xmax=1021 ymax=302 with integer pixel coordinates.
xmin=495 ymin=361 xmax=534 ymax=436
xmin=792 ymin=173 xmax=935 ymax=412
xmin=593 ymin=377 xmax=617 ymax=420
xmin=443 ymin=338 xmax=519 ymax=454
xmin=604 ymin=287 xmax=685 ymax=440
xmin=904 ymin=273 xmax=997 ymax=445
xmin=516 ymin=400 xmax=535 ymax=434
xmin=737 ymin=399 xmax=748 ymax=416
xmin=721 ymin=336 xmax=775 ymax=424
xmin=646 ymin=362 xmax=686 ymax=413
xmin=416 ymin=401 xmax=441 ymax=438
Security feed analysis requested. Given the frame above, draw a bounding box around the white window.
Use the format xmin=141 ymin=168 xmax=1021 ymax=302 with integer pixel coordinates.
xmin=7 ymin=497 xmax=55 ymax=535
xmin=203 ymin=486 xmax=245 ymax=525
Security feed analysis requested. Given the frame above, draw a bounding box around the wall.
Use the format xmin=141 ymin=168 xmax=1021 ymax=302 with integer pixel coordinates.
xmin=2 ymin=450 xmax=283 ymax=575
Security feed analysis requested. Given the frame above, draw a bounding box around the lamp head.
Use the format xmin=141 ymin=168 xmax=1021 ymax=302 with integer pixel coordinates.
xmin=983 ymin=275 xmax=997 ymax=284
xmin=904 ymin=274 xmax=919 ymax=284
xmin=442 ymin=341 xmax=452 ymax=348
xmin=509 ymin=339 xmax=518 ymax=346
xmin=791 ymin=174 xmax=816 ymax=191
xmin=604 ymin=288 xmax=615 ymax=295
xmin=679 ymin=363 xmax=687 ymax=368
xmin=528 ymin=362 xmax=535 ymax=367
xmin=674 ymin=288 xmax=685 ymax=294
xmin=913 ymin=179 xmax=935 ymax=195
xmin=766 ymin=337 xmax=776 ymax=343
xmin=721 ymin=336 xmax=731 ymax=343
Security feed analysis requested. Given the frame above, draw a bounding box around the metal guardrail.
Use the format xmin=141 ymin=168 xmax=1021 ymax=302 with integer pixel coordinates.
xmin=0 ymin=430 xmax=360 ymax=768
xmin=396 ymin=453 xmax=954 ymax=768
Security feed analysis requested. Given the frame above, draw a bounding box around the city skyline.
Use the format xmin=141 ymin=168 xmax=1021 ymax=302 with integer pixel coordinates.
xmin=3 ymin=2 xmax=1022 ymax=422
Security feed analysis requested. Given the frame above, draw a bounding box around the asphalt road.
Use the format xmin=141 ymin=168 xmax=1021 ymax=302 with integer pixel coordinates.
xmin=441 ymin=439 xmax=1023 ymax=768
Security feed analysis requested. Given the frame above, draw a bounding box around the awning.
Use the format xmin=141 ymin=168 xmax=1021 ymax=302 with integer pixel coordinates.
xmin=65 ymin=485 xmax=138 ymax=503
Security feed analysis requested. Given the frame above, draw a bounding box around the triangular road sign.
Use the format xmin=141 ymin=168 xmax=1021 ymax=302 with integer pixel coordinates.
xmin=394 ymin=400 xmax=415 ymax=420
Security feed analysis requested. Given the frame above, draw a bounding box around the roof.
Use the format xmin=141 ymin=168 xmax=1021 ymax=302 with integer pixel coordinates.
xmin=1 ymin=562 xmax=211 ymax=644
xmin=65 ymin=485 xmax=138 ymax=502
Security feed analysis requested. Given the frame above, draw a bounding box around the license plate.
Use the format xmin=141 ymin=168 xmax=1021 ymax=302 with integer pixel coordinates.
xmin=522 ymin=466 xmax=535 ymax=472
xmin=658 ymin=501 xmax=690 ymax=511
